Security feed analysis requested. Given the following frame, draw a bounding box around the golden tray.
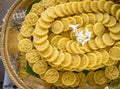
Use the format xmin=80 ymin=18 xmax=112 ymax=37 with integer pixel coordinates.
xmin=2 ymin=0 xmax=120 ymax=89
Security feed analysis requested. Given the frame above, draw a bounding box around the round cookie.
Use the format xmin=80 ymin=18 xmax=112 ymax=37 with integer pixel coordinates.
xmin=93 ymin=23 xmax=106 ymax=36
xmin=94 ymin=70 xmax=107 ymax=85
xmin=33 ymin=60 xmax=48 ymax=75
xmin=87 ymin=53 xmax=97 ymax=68
xmin=87 ymin=71 xmax=96 ymax=86
xmin=34 ymin=40 xmax=49 ymax=52
xmin=102 ymin=33 xmax=115 ymax=46
xmin=111 ymin=4 xmax=120 ymax=16
xmin=62 ymin=72 xmax=76 ymax=86
xmin=109 ymin=46 xmax=120 ymax=60
xmin=109 ymin=32 xmax=120 ymax=41
xmin=58 ymin=37 xmax=69 ymax=51
xmin=95 ymin=36 xmax=106 ymax=49
xmin=99 ymin=49 xmax=109 ymax=63
xmin=78 ymin=72 xmax=87 ymax=87
xmin=26 ymin=49 xmax=40 ymax=63
xmin=20 ymin=25 xmax=33 ymax=37
xmin=18 ymin=39 xmax=33 ymax=52
xmin=44 ymin=68 xmax=59 ymax=83
xmin=105 ymin=66 xmax=119 ymax=80
xmin=50 ymin=20 xmax=64 ymax=34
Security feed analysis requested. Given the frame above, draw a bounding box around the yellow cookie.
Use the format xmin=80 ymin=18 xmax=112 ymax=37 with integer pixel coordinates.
xmin=87 ymin=13 xmax=96 ymax=24
xmin=62 ymin=72 xmax=76 ymax=86
xmin=78 ymin=72 xmax=87 ymax=87
xmin=61 ymin=18 xmax=70 ymax=31
xmin=44 ymin=68 xmax=59 ymax=83
xmin=34 ymin=40 xmax=49 ymax=52
xmin=104 ymin=16 xmax=117 ymax=27
xmin=46 ymin=47 xmax=59 ymax=62
xmin=90 ymin=64 xmax=104 ymax=71
xmin=56 ymin=0 xmax=68 ymax=4
xmin=99 ymin=49 xmax=109 ymax=63
xmin=37 ymin=18 xmax=51 ymax=29
xmin=114 ymin=42 xmax=120 ymax=47
xmin=90 ymin=1 xmax=100 ymax=13
xmin=109 ymin=46 xmax=120 ymax=60
xmin=54 ymin=72 xmax=64 ymax=87
xmin=85 ymin=24 xmax=95 ymax=38
xmin=71 ymin=74 xmax=80 ymax=87
xmin=95 ymin=13 xmax=104 ymax=22
xmin=102 ymin=13 xmax=110 ymax=24
xmin=26 ymin=49 xmax=40 ymax=63
xmin=60 ymin=30 xmax=71 ymax=38
xmin=88 ymin=39 xmax=99 ymax=50
xmin=61 ymin=3 xmax=70 ymax=16
xmin=66 ymin=2 xmax=74 ymax=15
xmin=33 ymin=60 xmax=48 ymax=75
xmin=24 ymin=13 xmax=39 ymax=26
xmin=94 ymin=70 xmax=107 ymax=85
xmin=46 ymin=6 xmax=58 ymax=18
xmin=108 ymin=23 xmax=120 ymax=33
xmin=98 ymin=0 xmax=106 ymax=12
xmin=52 ymin=51 xmax=65 ymax=66
xmin=66 ymin=40 xmax=74 ymax=53
xmin=93 ymin=51 xmax=102 ymax=65
xmin=93 ymin=23 xmax=106 ymax=36
xmin=111 ymin=4 xmax=120 ymax=16
xmin=87 ymin=53 xmax=97 ymax=68
xmin=67 ymin=17 xmax=76 ymax=25
xmin=83 ymin=0 xmax=92 ymax=13
xmin=33 ymin=34 xmax=48 ymax=45
xmin=18 ymin=39 xmax=33 ymax=52
xmin=81 ymin=13 xmax=89 ymax=26
xmin=109 ymin=32 xmax=120 ymax=41
xmin=20 ymin=25 xmax=33 ymax=37
xmin=71 ymin=41 xmax=80 ymax=54
xmin=77 ymin=54 xmax=89 ymax=70
xmin=34 ymin=24 xmax=48 ymax=36
xmin=69 ymin=54 xmax=81 ymax=69
xmin=71 ymin=2 xmax=79 ymax=14
xmin=17 ymin=33 xmax=31 ymax=41
xmin=104 ymin=1 xmax=114 ymax=14
xmin=50 ymin=20 xmax=64 ymax=34
xmin=87 ymin=71 xmax=96 ymax=86
xmin=76 ymin=42 xmax=86 ymax=54
xmin=41 ymin=12 xmax=54 ymax=22
xmin=50 ymin=35 xmax=62 ymax=47
xmin=42 ymin=0 xmax=56 ymax=8
xmin=30 ymin=3 xmax=45 ymax=16
xmin=104 ymin=58 xmax=116 ymax=66
xmin=78 ymin=1 xmax=85 ymax=13
xmin=102 ymin=33 xmax=115 ymax=46
xmin=48 ymin=33 xmax=55 ymax=42
xmin=61 ymin=52 xmax=72 ymax=67
xmin=115 ymin=7 xmax=120 ymax=20
xmin=58 ymin=37 xmax=69 ymax=51
xmin=70 ymin=31 xmax=76 ymax=40
xmin=55 ymin=4 xmax=65 ymax=17
xmin=73 ymin=15 xmax=83 ymax=27
xmin=105 ymin=66 xmax=119 ymax=80
xmin=39 ymin=45 xmax=53 ymax=58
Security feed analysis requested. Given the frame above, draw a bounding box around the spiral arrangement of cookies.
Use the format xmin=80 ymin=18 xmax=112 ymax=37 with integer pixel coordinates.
xmin=17 ymin=0 xmax=120 ymax=87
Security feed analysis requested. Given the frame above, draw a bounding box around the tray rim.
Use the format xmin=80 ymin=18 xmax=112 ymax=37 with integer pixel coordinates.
xmin=2 ymin=0 xmax=30 ymax=88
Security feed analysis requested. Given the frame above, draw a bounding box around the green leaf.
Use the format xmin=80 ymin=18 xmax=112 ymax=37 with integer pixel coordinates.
xmin=25 ymin=0 xmax=41 ymax=15
xmin=26 ymin=62 xmax=40 ymax=78
xmin=108 ymin=78 xmax=120 ymax=89
xmin=82 ymin=70 xmax=89 ymax=75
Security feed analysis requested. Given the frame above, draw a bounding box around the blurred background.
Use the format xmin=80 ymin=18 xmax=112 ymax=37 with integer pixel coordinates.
xmin=0 ymin=0 xmax=15 ymax=89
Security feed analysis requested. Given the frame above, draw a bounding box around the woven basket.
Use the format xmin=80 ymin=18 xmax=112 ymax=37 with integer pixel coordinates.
xmin=2 ymin=0 xmax=119 ymax=89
